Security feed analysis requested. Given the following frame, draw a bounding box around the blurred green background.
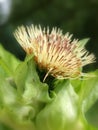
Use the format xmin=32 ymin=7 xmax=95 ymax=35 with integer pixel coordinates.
xmin=0 ymin=0 xmax=98 ymax=129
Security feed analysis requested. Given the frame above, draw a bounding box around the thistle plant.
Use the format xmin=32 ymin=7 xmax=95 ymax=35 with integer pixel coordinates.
xmin=0 ymin=25 xmax=98 ymax=130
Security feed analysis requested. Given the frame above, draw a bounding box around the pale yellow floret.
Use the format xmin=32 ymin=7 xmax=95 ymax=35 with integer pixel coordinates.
xmin=14 ymin=25 xmax=95 ymax=81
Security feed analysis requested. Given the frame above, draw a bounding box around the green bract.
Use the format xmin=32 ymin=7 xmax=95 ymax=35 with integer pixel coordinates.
xmin=0 ymin=44 xmax=98 ymax=130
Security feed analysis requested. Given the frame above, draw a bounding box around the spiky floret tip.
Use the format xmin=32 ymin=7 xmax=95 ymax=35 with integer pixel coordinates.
xmin=14 ymin=25 xmax=95 ymax=81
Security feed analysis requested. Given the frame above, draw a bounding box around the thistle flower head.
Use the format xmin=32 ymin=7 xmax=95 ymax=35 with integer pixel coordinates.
xmin=14 ymin=25 xmax=95 ymax=80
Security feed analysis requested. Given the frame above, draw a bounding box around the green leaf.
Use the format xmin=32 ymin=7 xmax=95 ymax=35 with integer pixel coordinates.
xmin=14 ymin=55 xmax=39 ymax=93
xmin=78 ymin=70 xmax=98 ymax=113
xmin=0 ymin=76 xmax=17 ymax=107
xmin=0 ymin=108 xmax=36 ymax=130
xmin=86 ymin=101 xmax=98 ymax=127
xmin=70 ymin=79 xmax=82 ymax=93
xmin=36 ymin=80 xmax=84 ymax=130
xmin=77 ymin=38 xmax=90 ymax=48
xmin=14 ymin=61 xmax=28 ymax=94
xmin=21 ymin=56 xmax=54 ymax=103
xmin=14 ymin=55 xmax=54 ymax=119
xmin=0 ymin=45 xmax=20 ymax=77
xmin=0 ymin=44 xmax=97 ymax=130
